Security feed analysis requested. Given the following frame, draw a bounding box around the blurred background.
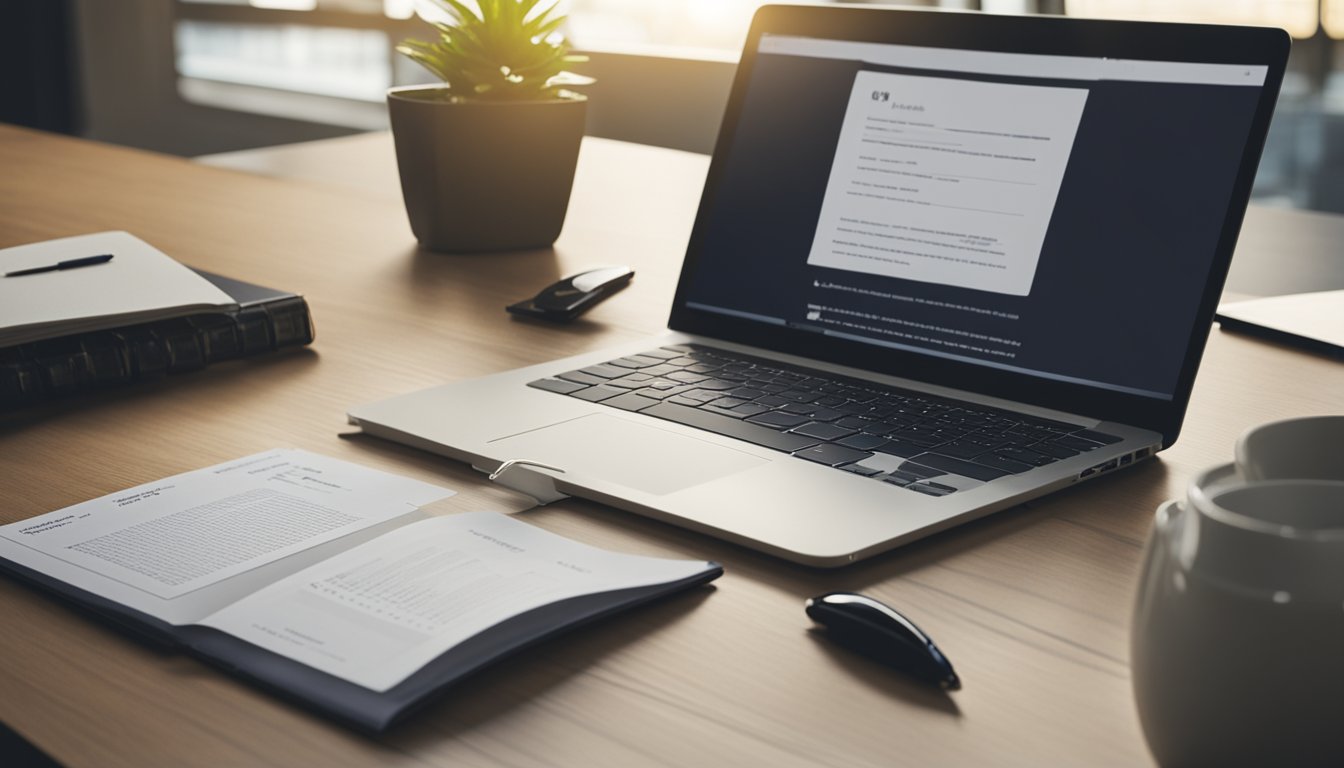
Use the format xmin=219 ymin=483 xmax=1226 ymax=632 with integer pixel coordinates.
xmin=2 ymin=0 xmax=1342 ymax=212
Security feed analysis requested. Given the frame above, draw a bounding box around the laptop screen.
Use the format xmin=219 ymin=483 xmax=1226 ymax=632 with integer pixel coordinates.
xmin=672 ymin=26 xmax=1273 ymax=407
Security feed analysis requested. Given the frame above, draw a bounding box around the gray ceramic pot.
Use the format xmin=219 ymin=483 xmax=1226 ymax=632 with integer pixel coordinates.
xmin=387 ymin=86 xmax=586 ymax=252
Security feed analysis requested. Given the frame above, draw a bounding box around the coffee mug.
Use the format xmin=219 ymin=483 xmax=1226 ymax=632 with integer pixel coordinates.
xmin=1131 ymin=462 xmax=1344 ymax=766
xmin=1236 ymin=414 xmax=1344 ymax=483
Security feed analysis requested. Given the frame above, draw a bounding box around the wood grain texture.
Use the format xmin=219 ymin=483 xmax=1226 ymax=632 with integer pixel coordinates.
xmin=3 ymin=125 xmax=1342 ymax=767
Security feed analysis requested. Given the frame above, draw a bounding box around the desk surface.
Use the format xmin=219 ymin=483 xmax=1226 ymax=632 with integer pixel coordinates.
xmin=3 ymin=124 xmax=1342 ymax=767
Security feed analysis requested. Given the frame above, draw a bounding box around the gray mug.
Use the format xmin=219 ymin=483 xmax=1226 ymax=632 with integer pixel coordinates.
xmin=1131 ymin=462 xmax=1344 ymax=766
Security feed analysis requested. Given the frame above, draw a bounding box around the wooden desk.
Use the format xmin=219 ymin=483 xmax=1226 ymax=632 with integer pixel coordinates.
xmin=2 ymin=124 xmax=1341 ymax=767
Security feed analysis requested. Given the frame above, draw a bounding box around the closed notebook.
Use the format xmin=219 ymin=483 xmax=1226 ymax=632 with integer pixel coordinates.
xmin=0 ymin=231 xmax=236 ymax=347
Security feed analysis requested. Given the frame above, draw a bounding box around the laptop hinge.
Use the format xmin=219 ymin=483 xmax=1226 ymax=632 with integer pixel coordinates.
xmin=475 ymin=458 xmax=571 ymax=505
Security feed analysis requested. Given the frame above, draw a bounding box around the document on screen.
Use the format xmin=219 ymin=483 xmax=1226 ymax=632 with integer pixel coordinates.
xmin=807 ymin=71 xmax=1088 ymax=296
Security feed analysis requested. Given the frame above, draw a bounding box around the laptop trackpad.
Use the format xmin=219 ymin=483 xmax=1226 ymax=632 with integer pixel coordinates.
xmin=489 ymin=413 xmax=768 ymax=495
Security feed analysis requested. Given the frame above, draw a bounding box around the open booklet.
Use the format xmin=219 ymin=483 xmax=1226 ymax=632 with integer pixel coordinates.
xmin=0 ymin=450 xmax=722 ymax=731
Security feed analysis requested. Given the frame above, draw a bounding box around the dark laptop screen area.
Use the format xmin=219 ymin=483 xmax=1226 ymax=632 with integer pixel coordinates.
xmin=675 ymin=35 xmax=1267 ymax=403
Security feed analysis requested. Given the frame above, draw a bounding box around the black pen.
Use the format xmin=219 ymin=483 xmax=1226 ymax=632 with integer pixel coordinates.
xmin=5 ymin=253 xmax=115 ymax=277
xmin=806 ymin=592 xmax=961 ymax=690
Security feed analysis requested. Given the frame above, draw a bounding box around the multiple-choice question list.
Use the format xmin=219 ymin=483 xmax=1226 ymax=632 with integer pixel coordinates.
xmin=807 ymin=71 xmax=1087 ymax=296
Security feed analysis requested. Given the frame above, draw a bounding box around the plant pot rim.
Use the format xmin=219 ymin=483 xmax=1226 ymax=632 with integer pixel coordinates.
xmin=387 ymin=84 xmax=587 ymax=106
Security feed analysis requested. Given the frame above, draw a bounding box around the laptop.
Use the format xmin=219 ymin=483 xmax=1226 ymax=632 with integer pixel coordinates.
xmin=350 ymin=4 xmax=1288 ymax=567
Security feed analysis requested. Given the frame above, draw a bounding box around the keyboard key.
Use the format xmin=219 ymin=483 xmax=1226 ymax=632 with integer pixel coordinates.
xmin=970 ymin=453 xmax=1035 ymax=474
xmin=753 ymin=395 xmax=790 ymax=407
xmin=528 ymin=378 xmax=587 ymax=395
xmin=679 ymin=388 xmax=723 ymax=403
xmin=557 ymin=370 xmax=608 ymax=386
xmin=707 ymin=397 xmax=750 ymax=409
xmin=835 ymin=416 xmax=875 ymax=430
xmin=572 ymin=385 xmax=626 ymax=402
xmin=607 ymin=373 xmax=655 ymax=389
xmin=632 ymin=387 xmax=689 ymax=400
xmin=882 ymin=469 xmax=925 ymax=486
xmin=1052 ymin=435 xmax=1106 ymax=451
xmin=793 ymin=443 xmax=873 ymax=467
xmin=808 ymin=408 xmax=845 ymax=422
xmin=666 ymin=370 xmax=708 ymax=384
xmin=841 ymin=463 xmax=883 ymax=477
xmin=602 ymin=392 xmax=662 ymax=412
xmin=996 ymin=446 xmax=1057 ymax=467
xmin=727 ymin=403 xmax=772 ymax=418
xmin=665 ymin=395 xmax=703 ymax=407
xmin=640 ymin=364 xmax=681 ymax=377
xmin=873 ymin=438 xmax=930 ymax=458
xmin=726 ymin=387 xmax=767 ymax=400
xmin=1015 ymin=413 xmax=1081 ymax=432
xmin=745 ymin=411 xmax=811 ymax=429
xmin=608 ymin=355 xmax=664 ymax=369
xmin=779 ymin=402 xmax=820 ymax=415
xmin=936 ymin=438 xmax=1009 ymax=460
xmin=893 ymin=424 xmax=949 ymax=442
xmin=578 ymin=364 xmax=627 ymax=379
xmin=915 ymin=453 xmax=1011 ymax=482
xmin=1030 ymin=440 xmax=1082 ymax=459
xmin=694 ymin=378 xmax=739 ymax=391
xmin=836 ymin=433 xmax=888 ymax=451
xmin=640 ymin=348 xmax=684 ymax=360
xmin=791 ymin=422 xmax=857 ymax=441
xmin=1006 ymin=424 xmax=1063 ymax=443
xmin=642 ymin=402 xmax=820 ymax=452
xmin=895 ymin=461 xmax=945 ymax=479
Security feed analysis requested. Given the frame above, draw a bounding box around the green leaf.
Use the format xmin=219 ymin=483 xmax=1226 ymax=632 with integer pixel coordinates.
xmin=396 ymin=0 xmax=589 ymax=102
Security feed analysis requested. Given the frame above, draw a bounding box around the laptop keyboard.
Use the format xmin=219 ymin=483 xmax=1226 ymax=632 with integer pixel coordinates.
xmin=527 ymin=344 xmax=1123 ymax=497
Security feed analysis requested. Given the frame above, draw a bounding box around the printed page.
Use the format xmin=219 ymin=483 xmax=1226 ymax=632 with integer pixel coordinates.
xmin=807 ymin=71 xmax=1088 ymax=296
xmin=0 ymin=449 xmax=455 ymax=623
xmin=199 ymin=512 xmax=714 ymax=692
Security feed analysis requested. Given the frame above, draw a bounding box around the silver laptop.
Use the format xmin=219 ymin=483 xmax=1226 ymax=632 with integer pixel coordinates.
xmin=350 ymin=5 xmax=1288 ymax=566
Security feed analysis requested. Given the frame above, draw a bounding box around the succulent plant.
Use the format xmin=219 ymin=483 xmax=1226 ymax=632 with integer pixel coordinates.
xmin=396 ymin=0 xmax=592 ymax=102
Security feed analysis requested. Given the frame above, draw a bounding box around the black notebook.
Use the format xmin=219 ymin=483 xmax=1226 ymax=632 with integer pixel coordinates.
xmin=0 ymin=232 xmax=314 ymax=410
xmin=0 ymin=450 xmax=722 ymax=732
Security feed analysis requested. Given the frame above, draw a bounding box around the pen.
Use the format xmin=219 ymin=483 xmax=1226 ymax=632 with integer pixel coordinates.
xmin=5 ymin=253 xmax=115 ymax=277
xmin=806 ymin=592 xmax=961 ymax=690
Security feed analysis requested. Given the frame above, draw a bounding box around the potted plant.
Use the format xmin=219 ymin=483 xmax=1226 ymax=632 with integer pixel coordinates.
xmin=389 ymin=0 xmax=592 ymax=252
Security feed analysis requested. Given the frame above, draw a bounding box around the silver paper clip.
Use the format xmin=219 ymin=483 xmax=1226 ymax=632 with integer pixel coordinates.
xmin=483 ymin=458 xmax=570 ymax=505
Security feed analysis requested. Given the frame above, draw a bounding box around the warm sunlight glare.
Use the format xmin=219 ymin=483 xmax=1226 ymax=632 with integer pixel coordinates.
xmin=1066 ymin=0 xmax=1318 ymax=38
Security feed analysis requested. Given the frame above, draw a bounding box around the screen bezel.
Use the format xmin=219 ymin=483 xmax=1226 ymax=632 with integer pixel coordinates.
xmin=665 ymin=4 xmax=1289 ymax=449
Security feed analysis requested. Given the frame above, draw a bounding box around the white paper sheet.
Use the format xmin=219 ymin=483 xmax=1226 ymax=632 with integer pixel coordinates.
xmin=807 ymin=71 xmax=1088 ymax=296
xmin=1218 ymin=290 xmax=1344 ymax=349
xmin=200 ymin=512 xmax=713 ymax=692
xmin=0 ymin=450 xmax=454 ymax=620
